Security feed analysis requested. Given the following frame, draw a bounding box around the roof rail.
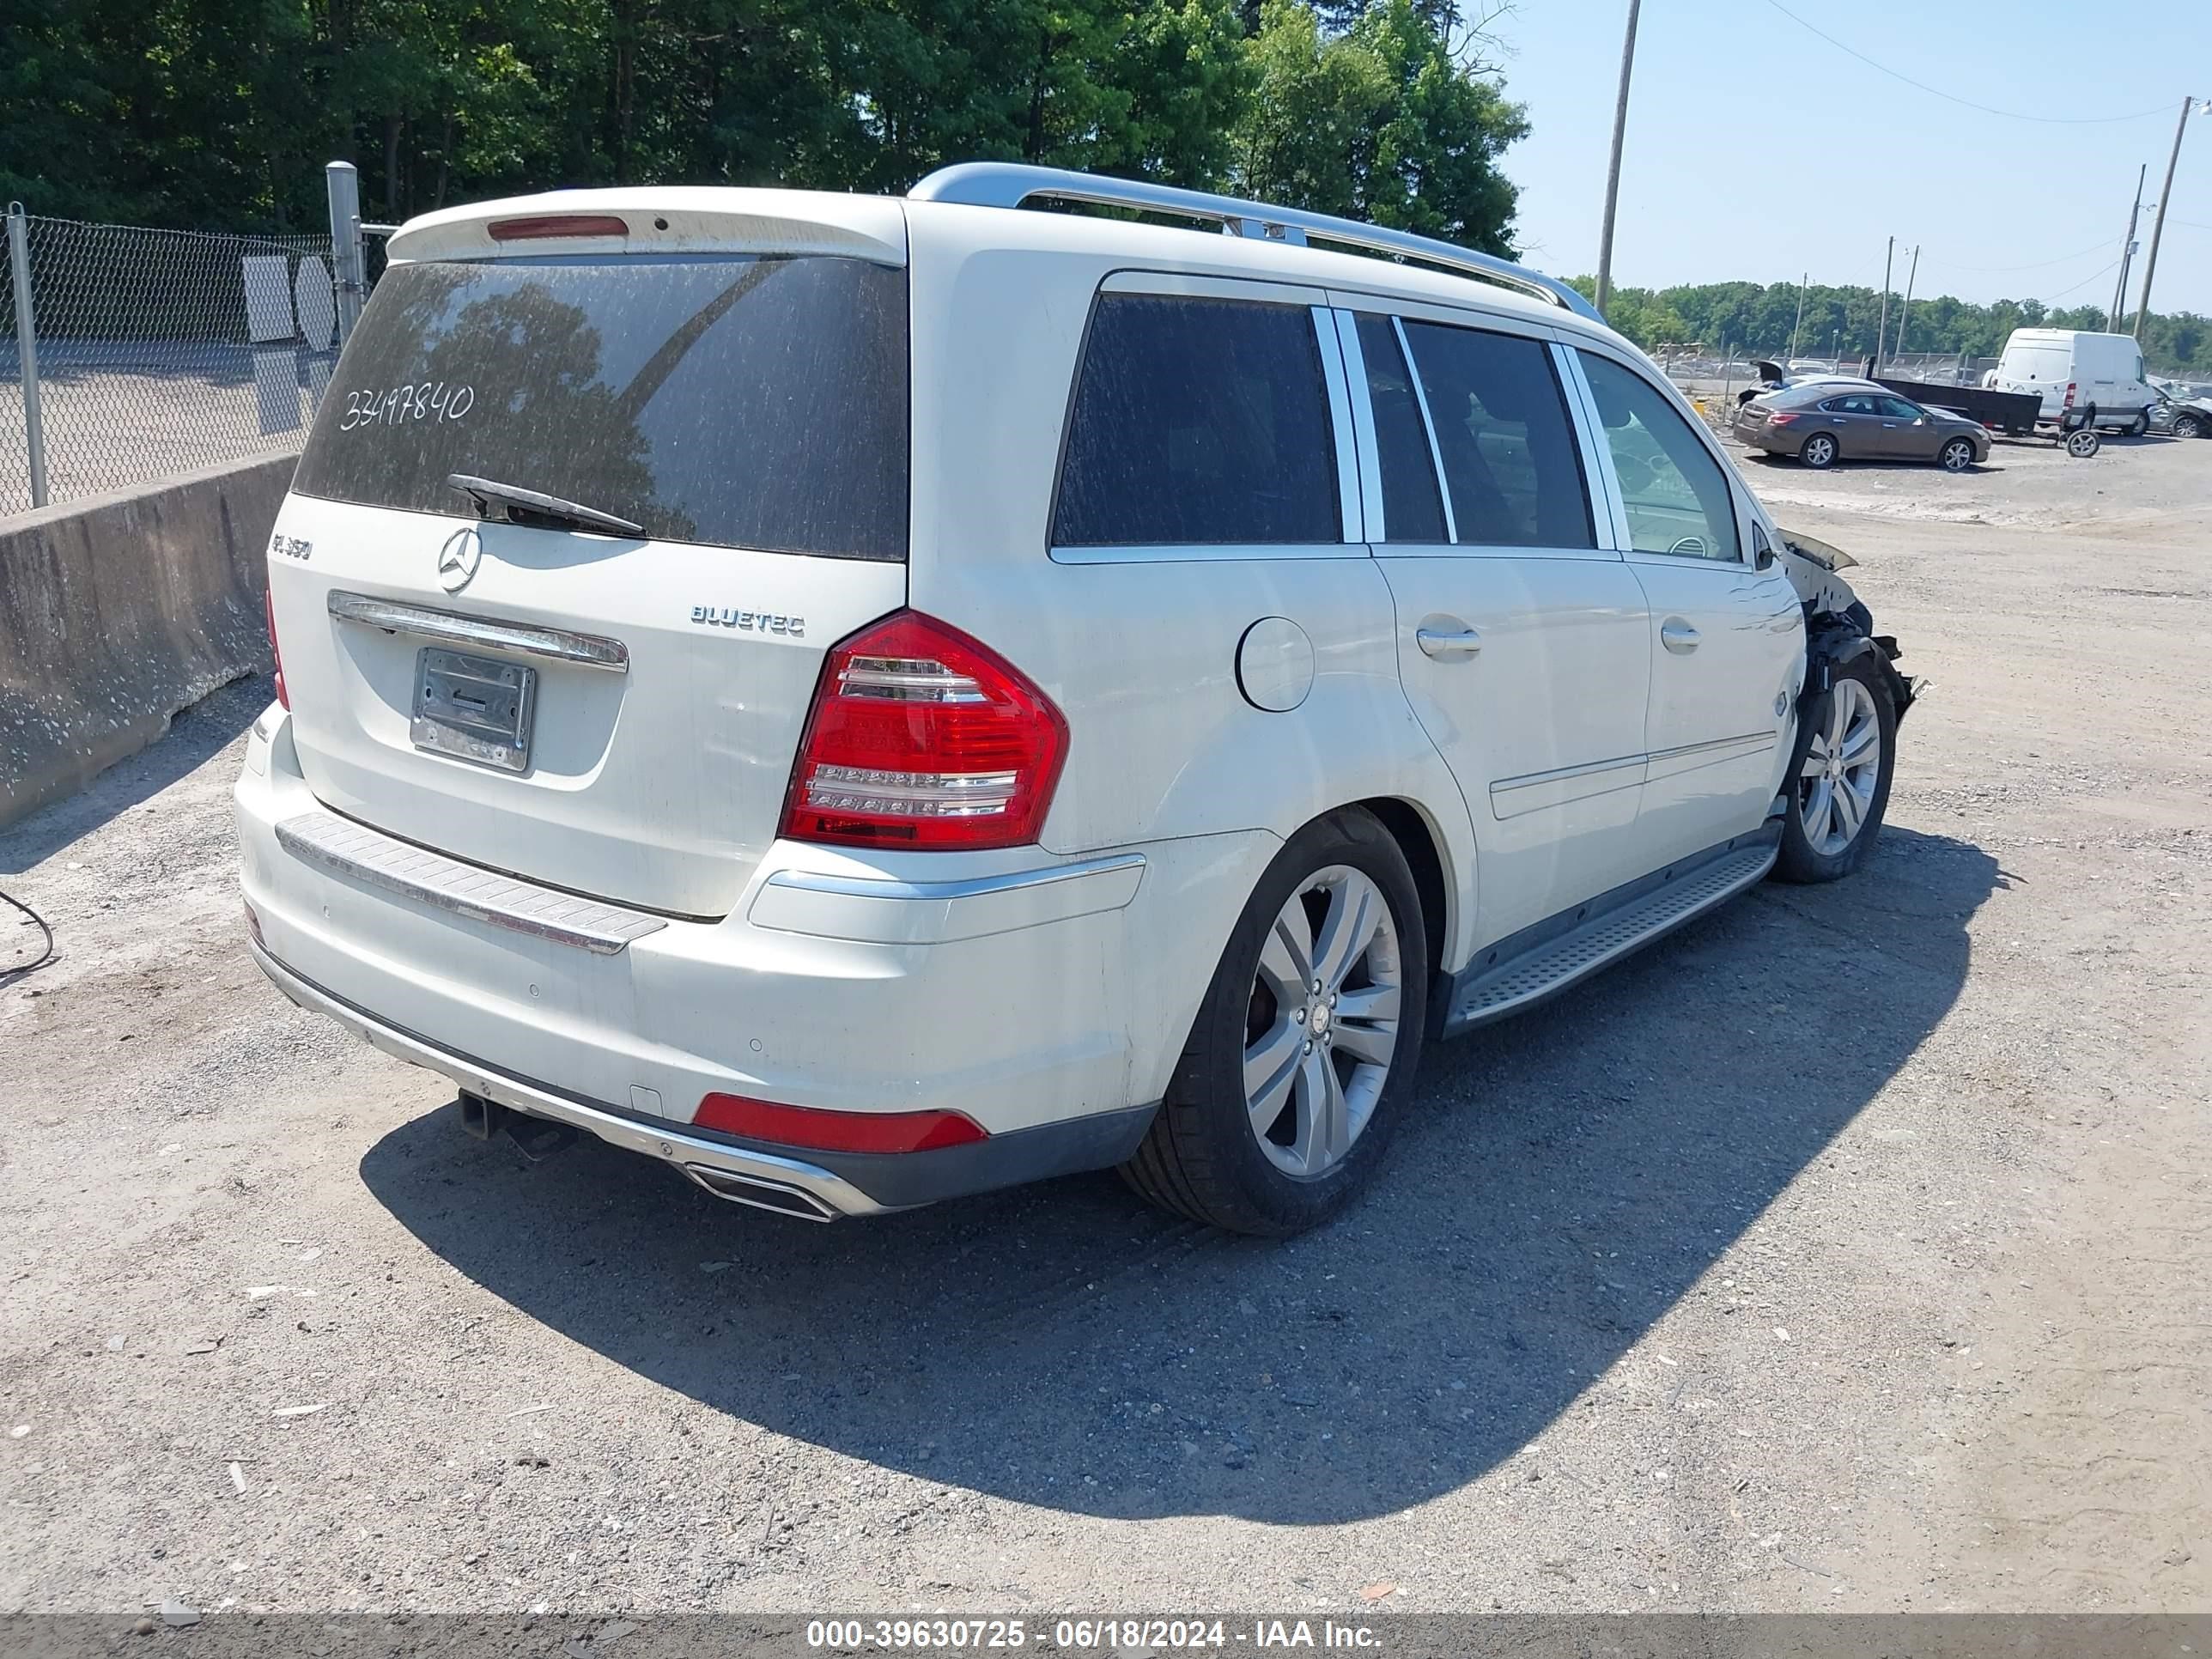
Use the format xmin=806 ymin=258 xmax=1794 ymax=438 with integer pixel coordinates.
xmin=908 ymin=162 xmax=1603 ymax=325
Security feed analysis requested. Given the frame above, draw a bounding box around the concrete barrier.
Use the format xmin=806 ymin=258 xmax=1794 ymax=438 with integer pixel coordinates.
xmin=1 ymin=452 xmax=296 ymax=828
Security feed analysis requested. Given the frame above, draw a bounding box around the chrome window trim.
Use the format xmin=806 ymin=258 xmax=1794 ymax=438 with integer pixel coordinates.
xmin=1311 ymin=305 xmax=1363 ymax=544
xmin=1393 ymin=315 xmax=1458 ymax=544
xmin=326 ymin=591 xmax=630 ymax=672
xmin=1331 ymin=309 xmax=1387 ymax=544
xmin=1553 ymin=343 xmax=1628 ymax=552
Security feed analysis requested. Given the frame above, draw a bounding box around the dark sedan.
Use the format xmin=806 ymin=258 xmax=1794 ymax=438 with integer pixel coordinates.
xmin=1733 ymin=383 xmax=1990 ymax=471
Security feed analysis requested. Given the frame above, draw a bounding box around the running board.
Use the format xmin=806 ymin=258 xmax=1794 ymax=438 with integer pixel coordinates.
xmin=1444 ymin=835 xmax=1778 ymax=1033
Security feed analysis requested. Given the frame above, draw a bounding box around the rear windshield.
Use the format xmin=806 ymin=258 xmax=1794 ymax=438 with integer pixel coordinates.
xmin=293 ymin=255 xmax=908 ymax=561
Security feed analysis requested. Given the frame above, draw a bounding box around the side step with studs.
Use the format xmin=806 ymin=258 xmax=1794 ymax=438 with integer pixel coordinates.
xmin=1444 ymin=834 xmax=1778 ymax=1033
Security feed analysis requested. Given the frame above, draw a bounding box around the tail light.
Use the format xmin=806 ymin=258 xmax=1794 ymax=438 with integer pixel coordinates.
xmin=2063 ymin=381 xmax=2078 ymax=410
xmin=694 ymin=1092 xmax=987 ymax=1154
xmin=1767 ymin=411 xmax=1800 ymax=427
xmin=780 ymin=611 xmax=1068 ymax=851
xmin=265 ymin=587 xmax=289 ymax=710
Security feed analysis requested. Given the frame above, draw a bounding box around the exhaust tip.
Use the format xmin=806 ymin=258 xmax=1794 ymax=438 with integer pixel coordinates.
xmin=684 ymin=1164 xmax=839 ymax=1223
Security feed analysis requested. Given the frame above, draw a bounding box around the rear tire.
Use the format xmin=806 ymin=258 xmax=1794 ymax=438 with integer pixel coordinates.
xmin=1799 ymin=432 xmax=1838 ymax=469
xmin=1774 ymin=655 xmax=1897 ymax=884
xmin=2172 ymin=412 xmax=2203 ymax=440
xmin=1121 ymin=807 xmax=1428 ymax=1237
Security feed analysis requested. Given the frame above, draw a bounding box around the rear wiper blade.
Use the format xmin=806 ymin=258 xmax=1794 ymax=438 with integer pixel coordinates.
xmin=446 ymin=473 xmax=644 ymax=538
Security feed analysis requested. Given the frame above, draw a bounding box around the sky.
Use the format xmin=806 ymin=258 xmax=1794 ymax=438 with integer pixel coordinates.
xmin=1491 ymin=1 xmax=2212 ymax=315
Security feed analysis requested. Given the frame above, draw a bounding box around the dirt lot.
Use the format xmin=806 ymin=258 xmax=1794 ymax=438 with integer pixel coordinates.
xmin=1 ymin=433 xmax=2206 ymax=1619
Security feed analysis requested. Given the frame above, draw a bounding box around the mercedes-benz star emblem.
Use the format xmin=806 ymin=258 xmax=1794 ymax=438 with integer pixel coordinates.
xmin=436 ymin=526 xmax=483 ymax=594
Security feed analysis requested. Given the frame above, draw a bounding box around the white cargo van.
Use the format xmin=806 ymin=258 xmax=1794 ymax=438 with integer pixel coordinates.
xmin=1991 ymin=328 xmax=2155 ymax=434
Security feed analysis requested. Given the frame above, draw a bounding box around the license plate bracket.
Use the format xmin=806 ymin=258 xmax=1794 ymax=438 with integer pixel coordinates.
xmin=410 ymin=647 xmax=538 ymax=773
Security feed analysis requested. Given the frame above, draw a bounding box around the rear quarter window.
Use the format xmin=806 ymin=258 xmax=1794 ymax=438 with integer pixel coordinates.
xmin=292 ymin=254 xmax=908 ymax=561
xmin=1051 ymin=295 xmax=1340 ymax=547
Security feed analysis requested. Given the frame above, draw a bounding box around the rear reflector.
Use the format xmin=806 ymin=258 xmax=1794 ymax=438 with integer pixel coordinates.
xmin=2063 ymin=380 xmax=2077 ymax=410
xmin=780 ymin=610 xmax=1068 ymax=850
xmin=265 ymin=587 xmax=288 ymax=710
xmin=694 ymin=1093 xmax=988 ymax=1154
xmin=488 ymin=214 xmax=629 ymax=242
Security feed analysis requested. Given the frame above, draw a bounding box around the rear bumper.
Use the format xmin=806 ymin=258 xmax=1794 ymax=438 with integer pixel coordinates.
xmin=248 ymin=940 xmax=1152 ymax=1217
xmin=235 ymin=706 xmax=1268 ymax=1214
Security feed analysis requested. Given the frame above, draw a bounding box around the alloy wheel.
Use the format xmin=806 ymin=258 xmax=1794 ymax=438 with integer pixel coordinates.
xmin=1797 ymin=678 xmax=1882 ymax=858
xmin=1243 ymin=866 xmax=1402 ymax=1179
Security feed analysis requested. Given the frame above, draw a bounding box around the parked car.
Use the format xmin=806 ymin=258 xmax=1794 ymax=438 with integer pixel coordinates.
xmin=2148 ymin=384 xmax=2212 ymax=439
xmin=237 ymin=165 xmax=1916 ymax=1237
xmin=1733 ymin=384 xmax=1990 ymax=471
xmin=1990 ymin=328 xmax=2157 ymax=435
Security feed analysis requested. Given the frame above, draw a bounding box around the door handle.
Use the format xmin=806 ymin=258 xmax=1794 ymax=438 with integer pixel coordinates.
xmin=1415 ymin=626 xmax=1483 ymax=659
xmin=1660 ymin=618 xmax=1701 ymax=653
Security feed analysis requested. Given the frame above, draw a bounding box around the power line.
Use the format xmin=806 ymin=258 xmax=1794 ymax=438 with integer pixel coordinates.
xmin=1755 ymin=0 xmax=2177 ymax=125
xmin=1917 ymin=236 xmax=2127 ymax=275
xmin=2042 ymin=257 xmax=2123 ymax=304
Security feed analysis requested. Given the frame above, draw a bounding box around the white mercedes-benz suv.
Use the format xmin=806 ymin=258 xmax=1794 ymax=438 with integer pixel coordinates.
xmin=237 ymin=164 xmax=1915 ymax=1235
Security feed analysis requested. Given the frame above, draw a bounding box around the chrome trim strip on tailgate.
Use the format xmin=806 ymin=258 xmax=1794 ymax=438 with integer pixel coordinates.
xmin=326 ymin=591 xmax=629 ymax=672
xmin=274 ymin=811 xmax=668 ymax=955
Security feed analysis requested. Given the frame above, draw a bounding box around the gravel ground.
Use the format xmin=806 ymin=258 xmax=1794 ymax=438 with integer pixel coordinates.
xmin=1 ymin=435 xmax=2206 ymax=1619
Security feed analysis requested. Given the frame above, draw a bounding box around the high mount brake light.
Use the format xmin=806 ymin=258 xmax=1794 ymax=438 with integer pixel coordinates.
xmin=779 ymin=611 xmax=1068 ymax=851
xmin=487 ymin=214 xmax=629 ymax=241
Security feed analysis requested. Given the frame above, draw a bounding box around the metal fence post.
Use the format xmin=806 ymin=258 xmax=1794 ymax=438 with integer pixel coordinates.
xmin=7 ymin=202 xmax=49 ymax=508
xmin=325 ymin=162 xmax=366 ymax=346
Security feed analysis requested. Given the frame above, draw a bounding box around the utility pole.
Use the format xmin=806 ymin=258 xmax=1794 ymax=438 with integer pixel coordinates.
xmin=2109 ymin=164 xmax=2146 ymax=333
xmin=2135 ymin=97 xmax=2200 ymax=337
xmin=1875 ymin=236 xmax=1893 ymax=370
xmin=1593 ymin=0 xmax=1643 ymax=315
xmin=1895 ymin=246 xmax=1920 ymax=361
xmin=1789 ymin=272 xmax=1808 ymax=362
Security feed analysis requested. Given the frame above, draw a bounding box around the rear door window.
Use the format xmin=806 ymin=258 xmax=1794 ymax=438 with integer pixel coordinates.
xmin=1398 ymin=320 xmax=1594 ymax=549
xmin=293 ymin=255 xmax=909 ymax=561
xmin=1351 ymin=314 xmax=1448 ymax=544
xmin=1052 ymin=295 xmax=1339 ymax=546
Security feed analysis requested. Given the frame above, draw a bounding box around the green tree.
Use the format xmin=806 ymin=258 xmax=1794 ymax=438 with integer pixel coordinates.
xmin=1232 ymin=0 xmax=1523 ymax=252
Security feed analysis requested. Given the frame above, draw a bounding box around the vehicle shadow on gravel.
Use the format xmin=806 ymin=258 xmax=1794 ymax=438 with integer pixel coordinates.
xmin=360 ymin=825 xmax=2002 ymax=1525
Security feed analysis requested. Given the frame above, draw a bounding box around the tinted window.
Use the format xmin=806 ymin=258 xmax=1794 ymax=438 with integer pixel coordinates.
xmin=294 ymin=256 xmax=908 ymax=560
xmin=1820 ymin=394 xmax=1875 ymax=414
xmin=1578 ymin=352 xmax=1742 ymax=563
xmin=1352 ymin=314 xmax=1447 ymax=543
xmin=1399 ymin=321 xmax=1593 ymax=549
xmin=1876 ymin=396 xmax=1923 ymax=419
xmin=1053 ymin=295 xmax=1339 ymax=546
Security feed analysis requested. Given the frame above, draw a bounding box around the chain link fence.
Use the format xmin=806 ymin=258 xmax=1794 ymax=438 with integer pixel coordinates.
xmin=2 ymin=198 xmax=387 ymax=519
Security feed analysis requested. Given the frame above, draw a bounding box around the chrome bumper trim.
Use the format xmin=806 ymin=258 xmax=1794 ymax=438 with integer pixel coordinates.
xmin=274 ymin=810 xmax=668 ymax=956
xmin=246 ymin=940 xmax=886 ymax=1218
xmin=762 ymin=850 xmax=1146 ymax=903
xmin=327 ymin=590 xmax=629 ymax=672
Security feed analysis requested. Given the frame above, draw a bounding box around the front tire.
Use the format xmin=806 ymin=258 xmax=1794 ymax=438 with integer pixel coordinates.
xmin=1799 ymin=432 xmax=1839 ymax=469
xmin=1774 ymin=655 xmax=1898 ymax=884
xmin=1938 ymin=437 xmax=1976 ymax=472
xmin=1121 ymin=808 xmax=1428 ymax=1236
xmin=2129 ymin=408 xmax=2151 ymax=438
